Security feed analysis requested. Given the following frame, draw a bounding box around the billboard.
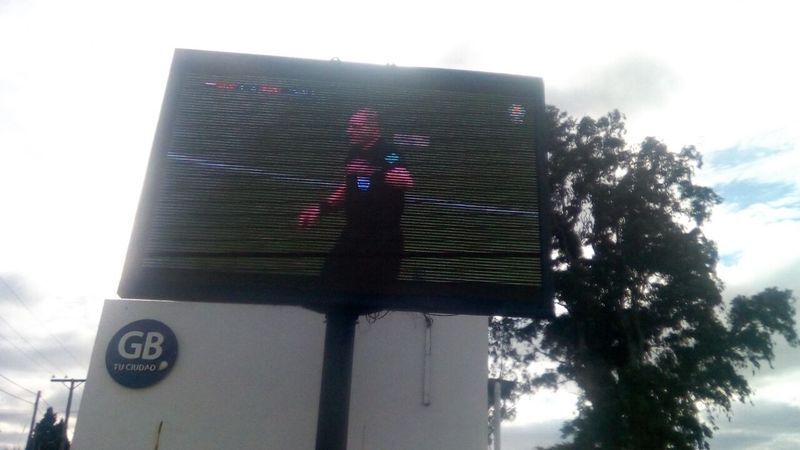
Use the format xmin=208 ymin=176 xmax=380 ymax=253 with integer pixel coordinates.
xmin=119 ymin=49 xmax=552 ymax=317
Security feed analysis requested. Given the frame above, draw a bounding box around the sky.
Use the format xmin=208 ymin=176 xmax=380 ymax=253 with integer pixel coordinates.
xmin=1 ymin=0 xmax=798 ymax=448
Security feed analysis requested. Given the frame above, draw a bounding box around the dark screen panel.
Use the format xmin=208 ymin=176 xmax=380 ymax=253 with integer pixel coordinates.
xmin=120 ymin=50 xmax=552 ymax=317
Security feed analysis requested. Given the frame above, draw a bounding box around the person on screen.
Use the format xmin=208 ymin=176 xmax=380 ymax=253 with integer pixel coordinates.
xmin=298 ymin=107 xmax=414 ymax=292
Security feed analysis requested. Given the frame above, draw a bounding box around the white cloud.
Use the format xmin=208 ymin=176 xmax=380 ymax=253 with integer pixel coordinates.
xmin=506 ymin=388 xmax=579 ymax=427
xmin=502 ymin=419 xmax=566 ymax=450
xmin=748 ymin=369 xmax=800 ymax=408
xmin=701 ymin=148 xmax=800 ymax=189
xmin=705 ymin=201 xmax=800 ymax=292
xmin=2 ymin=0 xmax=800 ymax=448
xmin=713 ymin=400 xmax=800 ymax=450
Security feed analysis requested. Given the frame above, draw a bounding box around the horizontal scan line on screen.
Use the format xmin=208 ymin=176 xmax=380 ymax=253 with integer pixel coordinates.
xmin=146 ymin=251 xmax=542 ymax=258
xmin=393 ymin=134 xmax=430 ymax=147
xmin=167 ymin=152 xmax=538 ymax=218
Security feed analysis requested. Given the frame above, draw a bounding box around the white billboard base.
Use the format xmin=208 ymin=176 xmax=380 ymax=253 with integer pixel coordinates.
xmin=72 ymin=299 xmax=488 ymax=449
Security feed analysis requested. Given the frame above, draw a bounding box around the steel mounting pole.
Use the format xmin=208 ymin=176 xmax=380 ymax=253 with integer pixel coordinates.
xmin=314 ymin=308 xmax=359 ymax=450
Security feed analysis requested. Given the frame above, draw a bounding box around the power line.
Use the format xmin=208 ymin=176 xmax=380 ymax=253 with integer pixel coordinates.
xmin=0 ymin=332 xmax=55 ymax=375
xmin=0 ymin=314 xmax=63 ymax=374
xmin=0 ymin=277 xmax=87 ymax=371
xmin=0 ymin=386 xmax=34 ymax=404
xmin=0 ymin=372 xmax=38 ymax=395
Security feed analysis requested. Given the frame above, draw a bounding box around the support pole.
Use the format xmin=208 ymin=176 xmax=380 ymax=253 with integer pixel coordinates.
xmin=51 ymin=377 xmax=85 ymax=450
xmin=26 ymin=390 xmax=41 ymax=448
xmin=493 ymin=380 xmax=502 ymax=450
xmin=314 ymin=309 xmax=359 ymax=450
xmin=422 ymin=316 xmax=432 ymax=406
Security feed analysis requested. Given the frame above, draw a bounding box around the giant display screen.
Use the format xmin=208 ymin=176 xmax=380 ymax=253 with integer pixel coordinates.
xmin=119 ymin=49 xmax=552 ymax=317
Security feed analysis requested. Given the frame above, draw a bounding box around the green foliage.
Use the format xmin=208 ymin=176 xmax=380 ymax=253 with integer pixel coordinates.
xmin=25 ymin=408 xmax=69 ymax=450
xmin=490 ymin=106 xmax=798 ymax=449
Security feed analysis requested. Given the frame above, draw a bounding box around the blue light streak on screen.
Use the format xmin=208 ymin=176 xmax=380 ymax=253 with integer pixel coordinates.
xmin=166 ymin=152 xmax=538 ymax=218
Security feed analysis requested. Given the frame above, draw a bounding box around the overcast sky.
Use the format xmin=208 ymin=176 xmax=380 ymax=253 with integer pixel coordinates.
xmin=1 ymin=0 xmax=799 ymax=448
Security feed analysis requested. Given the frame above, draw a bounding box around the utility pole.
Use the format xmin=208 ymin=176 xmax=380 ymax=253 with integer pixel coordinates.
xmin=492 ymin=380 xmax=502 ymax=450
xmin=51 ymin=377 xmax=85 ymax=450
xmin=26 ymin=390 xmax=41 ymax=448
xmin=489 ymin=378 xmax=515 ymax=450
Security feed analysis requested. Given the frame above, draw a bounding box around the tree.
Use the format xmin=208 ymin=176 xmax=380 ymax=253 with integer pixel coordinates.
xmin=489 ymin=106 xmax=798 ymax=449
xmin=25 ymin=407 xmax=69 ymax=450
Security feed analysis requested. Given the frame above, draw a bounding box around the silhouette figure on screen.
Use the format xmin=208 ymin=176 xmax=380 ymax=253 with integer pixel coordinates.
xmin=298 ymin=108 xmax=414 ymax=292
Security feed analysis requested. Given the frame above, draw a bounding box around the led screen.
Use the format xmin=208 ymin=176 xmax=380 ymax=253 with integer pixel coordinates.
xmin=120 ymin=49 xmax=552 ymax=317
